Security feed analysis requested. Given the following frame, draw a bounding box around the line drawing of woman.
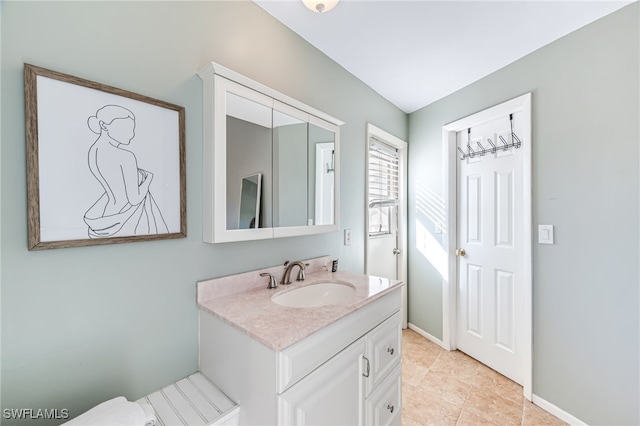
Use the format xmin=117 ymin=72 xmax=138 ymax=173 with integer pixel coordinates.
xmin=84 ymin=105 xmax=169 ymax=238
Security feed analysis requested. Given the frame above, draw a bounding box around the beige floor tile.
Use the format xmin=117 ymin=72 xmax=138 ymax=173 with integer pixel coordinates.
xmin=473 ymin=363 xmax=524 ymax=405
xmin=403 ymin=380 xmax=419 ymax=406
xmin=418 ymin=369 xmax=471 ymax=408
xmin=403 ymin=390 xmax=461 ymax=425
xmin=403 ymin=337 xmax=442 ymax=369
xmin=428 ymin=351 xmax=480 ymax=384
xmin=458 ymin=387 xmax=523 ymax=425
xmin=403 ymin=357 xmax=429 ymax=387
xmin=401 ymin=330 xmax=568 ymax=426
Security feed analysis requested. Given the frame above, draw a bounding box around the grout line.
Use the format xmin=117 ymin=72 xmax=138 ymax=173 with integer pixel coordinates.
xmin=456 ymin=361 xmax=479 ymax=425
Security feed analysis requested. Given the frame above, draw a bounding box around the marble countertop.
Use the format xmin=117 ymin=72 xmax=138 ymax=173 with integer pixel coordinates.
xmin=197 ymin=258 xmax=403 ymax=351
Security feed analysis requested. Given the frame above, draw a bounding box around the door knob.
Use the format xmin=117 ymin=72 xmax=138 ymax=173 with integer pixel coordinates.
xmin=393 ymin=248 xmax=401 ymax=255
xmin=455 ymin=248 xmax=466 ymax=257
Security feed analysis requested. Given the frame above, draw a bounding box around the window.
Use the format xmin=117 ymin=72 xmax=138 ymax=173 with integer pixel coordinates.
xmin=368 ymin=138 xmax=399 ymax=236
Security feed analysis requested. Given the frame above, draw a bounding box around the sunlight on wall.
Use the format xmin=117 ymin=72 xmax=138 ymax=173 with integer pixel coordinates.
xmin=415 ymin=219 xmax=448 ymax=280
xmin=414 ymin=180 xmax=449 ymax=278
xmin=415 ymin=180 xmax=447 ymax=233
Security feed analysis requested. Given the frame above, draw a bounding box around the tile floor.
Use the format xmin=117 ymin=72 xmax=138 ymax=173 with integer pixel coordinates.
xmin=401 ymin=329 xmax=567 ymax=425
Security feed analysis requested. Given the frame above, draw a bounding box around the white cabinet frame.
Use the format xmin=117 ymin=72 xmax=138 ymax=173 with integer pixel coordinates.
xmin=198 ymin=62 xmax=343 ymax=243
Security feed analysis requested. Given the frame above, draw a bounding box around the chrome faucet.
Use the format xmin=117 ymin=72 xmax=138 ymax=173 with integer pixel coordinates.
xmin=281 ymin=260 xmax=307 ymax=285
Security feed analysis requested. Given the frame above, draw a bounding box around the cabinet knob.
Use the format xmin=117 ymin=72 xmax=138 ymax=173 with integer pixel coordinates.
xmin=387 ymin=347 xmax=395 ymax=356
xmin=387 ymin=404 xmax=394 ymax=413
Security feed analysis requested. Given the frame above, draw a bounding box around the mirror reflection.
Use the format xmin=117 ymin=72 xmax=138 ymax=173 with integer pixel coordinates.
xmin=225 ymin=92 xmax=272 ymax=230
xmin=273 ymin=109 xmax=308 ymax=227
xmin=309 ymin=124 xmax=336 ymax=226
xmin=224 ymin=91 xmax=337 ymax=233
xmin=238 ymin=173 xmax=262 ymax=229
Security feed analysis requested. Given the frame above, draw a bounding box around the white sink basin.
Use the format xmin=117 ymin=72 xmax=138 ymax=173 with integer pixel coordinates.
xmin=272 ymin=282 xmax=356 ymax=308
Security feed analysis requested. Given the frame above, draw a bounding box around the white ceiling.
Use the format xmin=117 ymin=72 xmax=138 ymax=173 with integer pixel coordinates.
xmin=254 ymin=0 xmax=634 ymax=113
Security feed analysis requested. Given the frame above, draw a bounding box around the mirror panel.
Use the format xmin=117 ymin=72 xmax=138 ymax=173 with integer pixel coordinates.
xmin=309 ymin=123 xmax=336 ymax=226
xmin=272 ymin=109 xmax=308 ymax=227
xmin=225 ymin=92 xmax=272 ymax=230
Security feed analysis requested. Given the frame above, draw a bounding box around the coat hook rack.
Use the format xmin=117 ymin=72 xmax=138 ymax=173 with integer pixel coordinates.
xmin=457 ymin=114 xmax=522 ymax=160
xmin=325 ymin=149 xmax=335 ymax=173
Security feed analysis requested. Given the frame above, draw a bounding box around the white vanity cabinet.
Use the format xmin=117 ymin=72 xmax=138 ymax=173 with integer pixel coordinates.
xmin=278 ymin=338 xmax=366 ymax=425
xmin=198 ymin=287 xmax=402 ymax=425
xmin=278 ymin=311 xmax=402 ymax=426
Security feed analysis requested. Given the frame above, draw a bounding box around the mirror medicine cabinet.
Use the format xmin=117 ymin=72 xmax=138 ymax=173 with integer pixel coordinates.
xmin=198 ymin=62 xmax=343 ymax=243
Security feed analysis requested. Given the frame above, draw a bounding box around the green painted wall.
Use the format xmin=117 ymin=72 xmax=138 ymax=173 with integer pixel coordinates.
xmin=407 ymin=4 xmax=639 ymax=424
xmin=0 ymin=2 xmax=406 ymax=423
xmin=4 ymin=1 xmax=637 ymax=425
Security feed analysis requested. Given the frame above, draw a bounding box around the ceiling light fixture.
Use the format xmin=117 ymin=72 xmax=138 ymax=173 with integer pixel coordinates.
xmin=302 ymin=0 xmax=339 ymax=13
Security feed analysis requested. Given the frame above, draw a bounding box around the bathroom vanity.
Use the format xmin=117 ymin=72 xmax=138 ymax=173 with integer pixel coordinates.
xmin=197 ymin=257 xmax=403 ymax=425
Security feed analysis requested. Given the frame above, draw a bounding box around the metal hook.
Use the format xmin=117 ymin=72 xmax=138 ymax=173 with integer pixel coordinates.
xmin=467 ymin=144 xmax=476 ymax=158
xmin=509 ymin=113 xmax=522 ymax=149
xmin=477 ymin=141 xmax=486 ymax=156
xmin=512 ymin=132 xmax=522 ymax=149
xmin=498 ymin=135 xmax=510 ymax=151
xmin=457 ymin=147 xmax=466 ymax=160
xmin=487 ymin=137 xmax=497 ymax=154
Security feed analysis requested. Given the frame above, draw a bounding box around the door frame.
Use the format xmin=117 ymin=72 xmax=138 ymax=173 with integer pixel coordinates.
xmin=441 ymin=93 xmax=532 ymax=399
xmin=365 ymin=123 xmax=408 ymax=328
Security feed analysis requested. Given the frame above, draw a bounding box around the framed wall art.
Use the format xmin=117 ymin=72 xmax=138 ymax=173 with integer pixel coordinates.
xmin=24 ymin=64 xmax=186 ymax=250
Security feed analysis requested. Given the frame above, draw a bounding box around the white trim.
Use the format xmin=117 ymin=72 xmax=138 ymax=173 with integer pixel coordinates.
xmin=365 ymin=123 xmax=408 ymax=328
xmin=198 ymin=61 xmax=344 ymax=127
xmin=441 ymin=93 xmax=533 ymax=399
xmin=532 ymin=394 xmax=587 ymax=426
xmin=442 ymin=129 xmax=457 ymax=352
xmin=407 ymin=323 xmax=449 ymax=351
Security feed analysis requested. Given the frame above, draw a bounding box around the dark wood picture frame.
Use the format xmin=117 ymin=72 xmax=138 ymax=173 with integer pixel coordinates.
xmin=24 ymin=64 xmax=186 ymax=250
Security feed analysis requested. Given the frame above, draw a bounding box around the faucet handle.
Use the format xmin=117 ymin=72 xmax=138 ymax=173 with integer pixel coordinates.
xmin=297 ymin=263 xmax=308 ymax=281
xmin=260 ymin=272 xmax=278 ymax=289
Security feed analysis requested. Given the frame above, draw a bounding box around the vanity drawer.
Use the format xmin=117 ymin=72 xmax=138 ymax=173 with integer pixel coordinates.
xmin=365 ymin=363 xmax=401 ymax=426
xmin=365 ymin=311 xmax=402 ymax=395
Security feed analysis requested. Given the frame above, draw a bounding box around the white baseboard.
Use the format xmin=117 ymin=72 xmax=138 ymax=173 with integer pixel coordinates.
xmin=407 ymin=322 xmax=449 ymax=350
xmin=532 ymin=394 xmax=587 ymax=426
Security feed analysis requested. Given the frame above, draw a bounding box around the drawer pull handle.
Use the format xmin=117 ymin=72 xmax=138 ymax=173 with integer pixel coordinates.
xmin=387 ymin=404 xmax=394 ymax=413
xmin=387 ymin=347 xmax=395 ymax=355
xmin=362 ymin=356 xmax=370 ymax=377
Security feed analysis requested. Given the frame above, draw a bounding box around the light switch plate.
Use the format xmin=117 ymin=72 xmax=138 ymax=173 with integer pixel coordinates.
xmin=538 ymin=225 xmax=554 ymax=244
xmin=435 ymin=223 xmax=443 ymax=234
xmin=344 ymin=229 xmax=352 ymax=246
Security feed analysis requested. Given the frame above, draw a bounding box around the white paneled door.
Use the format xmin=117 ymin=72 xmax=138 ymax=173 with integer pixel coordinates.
xmin=456 ymin=111 xmax=526 ymax=385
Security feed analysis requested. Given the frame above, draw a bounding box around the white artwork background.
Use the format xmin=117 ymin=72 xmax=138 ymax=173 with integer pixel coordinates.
xmin=36 ymin=76 xmax=181 ymax=241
